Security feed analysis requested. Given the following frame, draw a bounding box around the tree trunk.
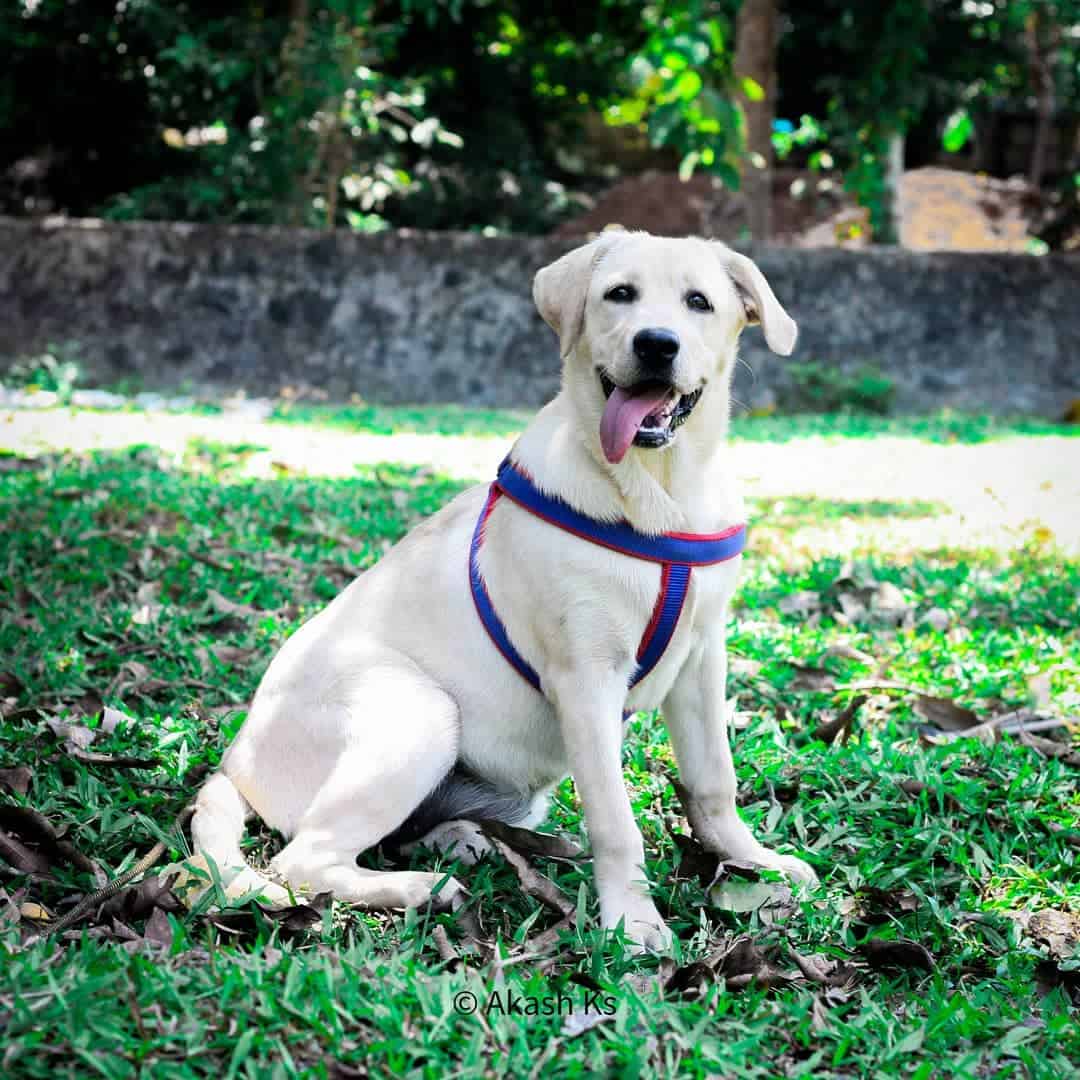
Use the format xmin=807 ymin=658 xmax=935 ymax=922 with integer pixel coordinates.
xmin=1025 ymin=9 xmax=1057 ymax=189
xmin=282 ymin=0 xmax=311 ymax=226
xmin=881 ymin=131 xmax=904 ymax=245
xmin=734 ymin=0 xmax=778 ymax=249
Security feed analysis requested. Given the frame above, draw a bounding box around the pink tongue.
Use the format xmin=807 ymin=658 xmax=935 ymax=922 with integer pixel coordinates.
xmin=599 ymin=385 xmax=675 ymax=464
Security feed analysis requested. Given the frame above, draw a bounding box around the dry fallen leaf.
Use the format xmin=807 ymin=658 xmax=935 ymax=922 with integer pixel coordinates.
xmin=207 ymin=589 xmax=267 ymax=619
xmin=824 ymin=642 xmax=876 ymax=665
xmin=0 ymin=828 xmax=52 ymax=875
xmin=870 ymin=581 xmax=914 ymax=628
xmin=19 ymin=900 xmax=53 ymax=923
xmin=914 ymin=694 xmax=980 ymax=734
xmin=786 ymin=662 xmax=836 ymax=692
xmin=209 ymin=643 xmax=259 ymax=666
xmin=143 ymin=906 xmax=175 ymax=948
xmin=779 ymin=591 xmax=822 ymax=618
xmin=920 ymin=607 xmax=951 ymax=632
xmin=1017 ymin=731 xmax=1080 ymax=767
xmin=562 ymin=1008 xmax=611 ymax=1039
xmin=475 ymin=820 xmax=584 ymax=862
xmin=1026 ymin=909 xmax=1080 ymax=961
xmin=813 ymin=694 xmax=867 ymax=745
xmin=0 ymin=671 xmax=25 ymax=697
xmin=45 ymin=716 xmax=98 ymax=750
xmin=857 ymin=937 xmax=934 ymax=972
xmin=729 ymin=656 xmax=764 ymax=678
xmin=488 ymin=836 xmax=574 ymax=918
xmin=208 ymin=891 xmax=332 ymax=937
xmin=710 ymin=875 xmax=795 ymax=923
xmin=0 ymin=766 xmax=32 ymax=797
xmin=834 ymin=592 xmax=869 ymax=624
xmin=100 ymin=706 xmax=136 ymax=735
xmin=0 ymin=804 xmax=98 ymax=876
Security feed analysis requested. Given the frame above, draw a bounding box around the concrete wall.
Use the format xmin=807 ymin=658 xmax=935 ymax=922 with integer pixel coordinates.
xmin=1 ymin=217 xmax=1078 ymax=415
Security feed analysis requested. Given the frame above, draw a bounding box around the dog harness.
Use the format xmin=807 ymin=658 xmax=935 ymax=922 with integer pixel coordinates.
xmin=469 ymin=456 xmax=747 ymax=696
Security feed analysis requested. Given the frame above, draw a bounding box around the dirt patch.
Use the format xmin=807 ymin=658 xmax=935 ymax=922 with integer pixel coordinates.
xmin=555 ymin=166 xmax=1055 ymax=252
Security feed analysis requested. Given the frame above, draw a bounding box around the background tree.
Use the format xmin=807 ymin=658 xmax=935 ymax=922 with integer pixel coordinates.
xmin=1 ymin=0 xmax=1077 ymax=245
xmin=734 ymin=0 xmax=779 ymax=246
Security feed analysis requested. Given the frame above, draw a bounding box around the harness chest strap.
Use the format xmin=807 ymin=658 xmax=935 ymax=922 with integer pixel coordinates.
xmin=469 ymin=457 xmax=747 ymax=696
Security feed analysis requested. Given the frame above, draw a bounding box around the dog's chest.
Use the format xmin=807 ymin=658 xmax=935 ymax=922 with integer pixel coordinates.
xmin=480 ymin=501 xmax=740 ymax=710
xmin=624 ymin=556 xmax=738 ymax=709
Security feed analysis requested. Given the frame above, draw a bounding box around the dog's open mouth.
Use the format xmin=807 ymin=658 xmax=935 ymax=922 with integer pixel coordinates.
xmin=598 ymin=371 xmax=703 ymax=464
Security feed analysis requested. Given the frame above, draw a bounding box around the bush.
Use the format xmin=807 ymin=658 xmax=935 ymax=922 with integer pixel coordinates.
xmin=4 ymin=344 xmax=83 ymax=403
xmin=780 ymin=360 xmax=895 ymax=414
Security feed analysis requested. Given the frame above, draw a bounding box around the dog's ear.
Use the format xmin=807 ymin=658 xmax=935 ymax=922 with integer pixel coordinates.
xmin=533 ymin=231 xmax=627 ymax=358
xmin=716 ymin=245 xmax=798 ymax=356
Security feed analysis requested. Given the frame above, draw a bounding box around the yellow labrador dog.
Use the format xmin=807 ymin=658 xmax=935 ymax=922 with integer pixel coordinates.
xmin=192 ymin=230 xmax=815 ymax=951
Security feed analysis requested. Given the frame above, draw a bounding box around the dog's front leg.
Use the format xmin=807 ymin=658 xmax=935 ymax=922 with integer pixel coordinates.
xmin=547 ymin=669 xmax=672 ymax=952
xmin=664 ymin=631 xmax=817 ymax=885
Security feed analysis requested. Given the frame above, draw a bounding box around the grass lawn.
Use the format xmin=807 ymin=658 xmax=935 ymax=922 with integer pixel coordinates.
xmin=1 ymin=403 xmax=1078 ymax=1078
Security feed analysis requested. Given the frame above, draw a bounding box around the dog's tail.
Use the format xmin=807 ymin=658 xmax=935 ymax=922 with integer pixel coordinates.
xmin=190 ymin=772 xmax=292 ymax=906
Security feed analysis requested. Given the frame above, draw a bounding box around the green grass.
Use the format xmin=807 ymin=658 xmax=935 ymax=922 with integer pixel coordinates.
xmin=49 ymin=393 xmax=1080 ymax=443
xmin=729 ymin=411 xmax=1080 ymax=444
xmin=270 ymin=400 xmax=533 ymax=437
xmin=270 ymin=402 xmax=1080 ymax=444
xmin=1 ymin=420 xmax=1078 ymax=1078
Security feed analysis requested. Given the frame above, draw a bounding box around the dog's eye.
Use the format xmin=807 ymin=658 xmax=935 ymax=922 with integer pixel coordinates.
xmin=604 ymin=284 xmax=637 ymax=304
xmin=686 ymin=291 xmax=713 ymax=313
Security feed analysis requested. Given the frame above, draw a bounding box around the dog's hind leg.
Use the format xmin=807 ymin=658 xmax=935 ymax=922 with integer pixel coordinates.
xmin=191 ymin=772 xmax=294 ymax=905
xmin=390 ymin=768 xmax=548 ymax=865
xmin=268 ymin=658 xmax=466 ymax=909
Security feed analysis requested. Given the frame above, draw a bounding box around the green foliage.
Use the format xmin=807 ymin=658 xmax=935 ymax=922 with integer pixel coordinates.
xmin=779 ymin=1 xmax=1080 ymax=243
xmin=814 ymin=1 xmax=933 ymax=243
xmin=4 ymin=344 xmax=83 ymax=403
xmin=606 ymin=1 xmax=744 ymax=188
xmin=3 ymin=1 xmax=1079 ymax=238
xmin=97 ymin=3 xmax=459 ymax=229
xmin=780 ymin=360 xmax=896 ymax=415
xmin=770 ymin=113 xmax=827 ymax=164
xmin=1 ymin=1 xmax=647 ymax=233
xmin=942 ymin=108 xmax=975 ymax=153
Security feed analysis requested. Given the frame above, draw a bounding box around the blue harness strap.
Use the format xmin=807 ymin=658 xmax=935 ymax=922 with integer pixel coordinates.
xmin=468 ymin=456 xmax=747 ymax=698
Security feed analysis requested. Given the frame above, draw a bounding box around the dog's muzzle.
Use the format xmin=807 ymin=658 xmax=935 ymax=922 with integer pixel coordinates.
xmin=598 ymin=370 xmax=704 ymax=457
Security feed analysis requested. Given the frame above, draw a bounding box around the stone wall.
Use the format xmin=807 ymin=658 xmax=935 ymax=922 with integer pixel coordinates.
xmin=1 ymin=217 xmax=1078 ymax=415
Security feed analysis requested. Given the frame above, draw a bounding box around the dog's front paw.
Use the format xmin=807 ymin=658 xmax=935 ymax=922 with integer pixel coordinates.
xmin=601 ymin=894 xmax=672 ymax=953
xmin=755 ymin=850 xmax=818 ymax=888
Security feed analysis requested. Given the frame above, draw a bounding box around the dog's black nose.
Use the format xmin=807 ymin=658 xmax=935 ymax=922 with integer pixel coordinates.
xmin=633 ymin=327 xmax=680 ymax=370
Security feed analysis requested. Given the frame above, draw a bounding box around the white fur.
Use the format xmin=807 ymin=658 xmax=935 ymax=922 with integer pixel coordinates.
xmin=191 ymin=232 xmax=814 ymax=951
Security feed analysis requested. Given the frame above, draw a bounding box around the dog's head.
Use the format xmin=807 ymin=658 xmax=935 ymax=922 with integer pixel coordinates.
xmin=533 ymin=230 xmax=796 ymax=464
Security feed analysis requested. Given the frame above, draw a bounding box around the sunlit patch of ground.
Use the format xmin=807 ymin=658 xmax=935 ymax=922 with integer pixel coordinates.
xmin=4 ymin=404 xmax=1079 ymax=555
